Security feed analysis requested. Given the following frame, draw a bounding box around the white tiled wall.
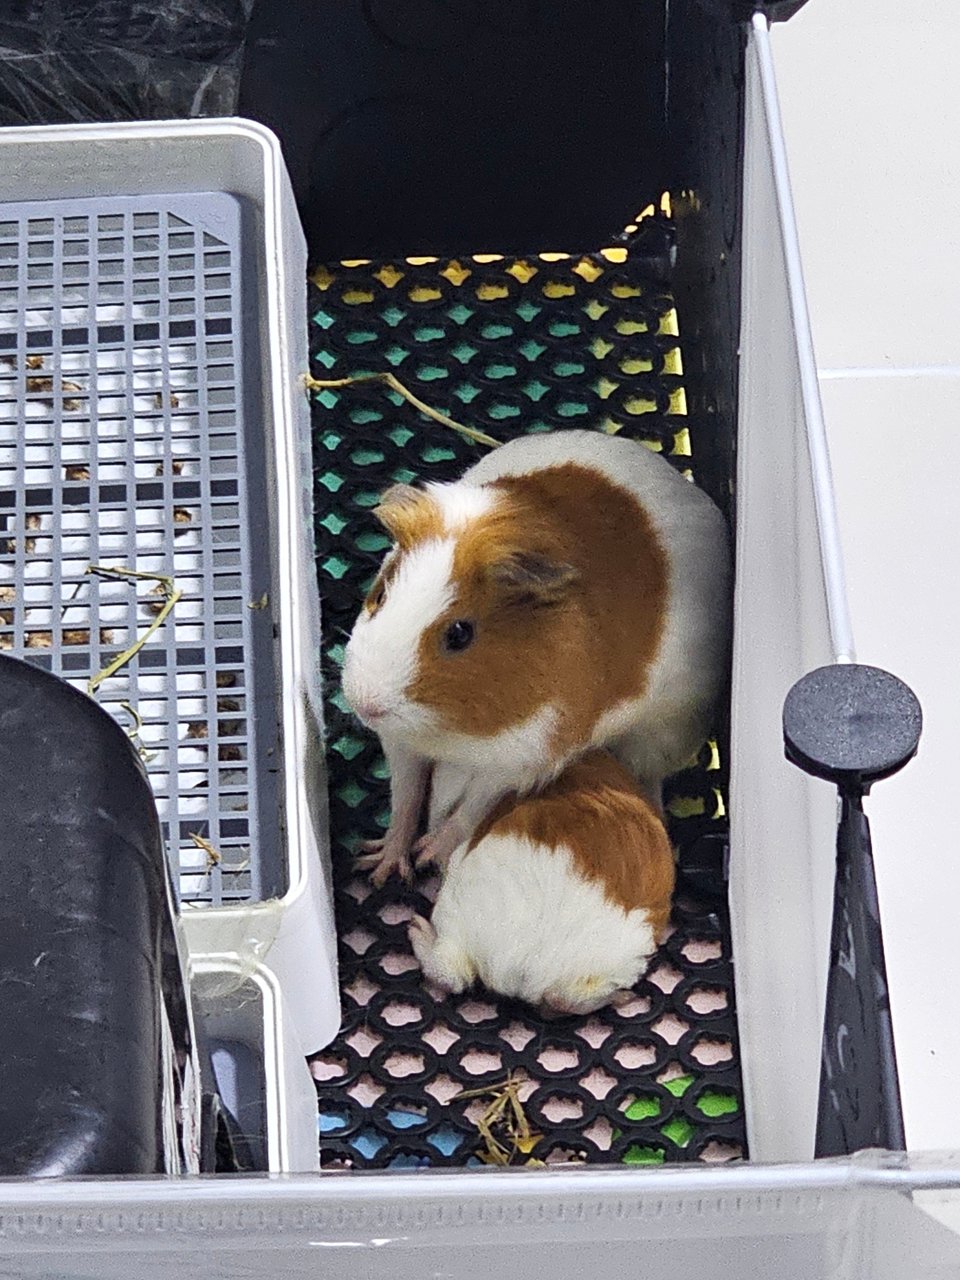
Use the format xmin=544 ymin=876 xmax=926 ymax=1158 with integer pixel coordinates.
xmin=775 ymin=1 xmax=960 ymax=372
xmin=774 ymin=2 xmax=960 ymax=1152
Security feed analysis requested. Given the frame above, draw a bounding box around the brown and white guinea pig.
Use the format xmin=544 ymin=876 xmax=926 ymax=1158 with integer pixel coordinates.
xmin=408 ymin=750 xmax=675 ymax=1016
xmin=342 ymin=428 xmax=730 ymax=884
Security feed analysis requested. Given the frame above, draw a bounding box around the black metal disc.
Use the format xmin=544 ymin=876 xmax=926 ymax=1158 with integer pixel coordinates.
xmin=783 ymin=663 xmax=922 ymax=791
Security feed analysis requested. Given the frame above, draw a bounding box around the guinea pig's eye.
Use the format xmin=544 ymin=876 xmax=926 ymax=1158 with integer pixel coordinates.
xmin=443 ymin=620 xmax=475 ymax=653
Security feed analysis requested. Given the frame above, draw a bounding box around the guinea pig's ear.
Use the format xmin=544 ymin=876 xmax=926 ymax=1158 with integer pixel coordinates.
xmin=489 ymin=551 xmax=579 ymax=608
xmin=373 ymin=484 xmax=443 ymax=551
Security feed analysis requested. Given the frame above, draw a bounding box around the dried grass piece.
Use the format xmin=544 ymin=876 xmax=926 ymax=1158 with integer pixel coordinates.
xmin=217 ymin=695 xmax=243 ymax=737
xmin=155 ymin=459 xmax=185 ymax=477
xmin=173 ymin=507 xmax=192 ymax=527
xmin=186 ymin=721 xmax=208 ymax=740
xmin=0 ymin=586 xmax=14 ymax=603
xmin=216 ymin=671 xmax=237 ymax=689
xmin=64 ymin=464 xmax=90 ymax=481
xmin=9 ymin=513 xmax=43 ymax=556
xmin=61 ymin=381 xmax=82 ymax=411
xmin=144 ymin=583 xmax=167 ymax=616
xmin=218 ymin=744 xmax=242 ymax=762
xmin=85 ymin=565 xmax=181 ymax=694
xmin=189 ymin=831 xmax=222 ymax=869
xmin=455 ymin=1073 xmax=542 ymax=1166
xmin=25 ymin=355 xmax=44 ymax=370
xmin=303 ymin=370 xmax=500 ymax=450
xmin=29 ymin=627 xmax=116 ymax=647
xmin=4 ymin=513 xmax=42 ymax=556
xmin=117 ymin=701 xmax=155 ymax=761
xmin=120 ymin=701 xmax=144 ymax=736
xmin=153 ymin=392 xmax=180 ymax=409
xmin=247 ymin=592 xmax=269 ymax=610
xmin=26 ymin=375 xmax=83 ymax=410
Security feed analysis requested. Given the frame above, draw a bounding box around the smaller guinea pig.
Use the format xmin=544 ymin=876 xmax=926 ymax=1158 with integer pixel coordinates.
xmin=407 ymin=749 xmax=674 ymax=1017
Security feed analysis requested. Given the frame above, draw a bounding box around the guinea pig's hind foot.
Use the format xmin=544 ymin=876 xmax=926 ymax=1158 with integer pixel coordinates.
xmin=355 ymin=836 xmax=413 ymax=887
xmin=408 ymin=915 xmax=474 ymax=995
xmin=540 ymin=985 xmax=636 ymax=1018
xmin=609 ymin=987 xmax=638 ymax=1008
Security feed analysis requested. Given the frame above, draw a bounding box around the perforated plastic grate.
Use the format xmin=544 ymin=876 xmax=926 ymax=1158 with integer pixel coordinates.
xmin=308 ymin=214 xmax=746 ymax=1168
xmin=0 ymin=195 xmax=282 ymax=906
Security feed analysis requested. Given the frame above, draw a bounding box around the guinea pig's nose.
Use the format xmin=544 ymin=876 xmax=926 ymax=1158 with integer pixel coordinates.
xmin=354 ymin=697 xmax=388 ymax=724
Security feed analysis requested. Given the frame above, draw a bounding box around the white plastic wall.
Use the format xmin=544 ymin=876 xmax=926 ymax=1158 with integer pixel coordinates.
xmin=191 ymin=959 xmax=320 ymax=1173
xmin=729 ymin=18 xmax=855 ymax=1163
xmin=1 ymin=1158 xmax=960 ymax=1279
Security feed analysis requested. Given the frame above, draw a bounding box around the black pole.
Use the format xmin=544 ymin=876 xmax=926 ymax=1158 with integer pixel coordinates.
xmin=816 ymin=791 xmax=905 ymax=1157
xmin=783 ymin=662 xmax=920 ymax=1158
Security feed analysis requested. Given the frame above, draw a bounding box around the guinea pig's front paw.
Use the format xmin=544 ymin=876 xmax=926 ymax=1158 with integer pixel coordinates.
xmin=355 ymin=835 xmax=413 ymax=887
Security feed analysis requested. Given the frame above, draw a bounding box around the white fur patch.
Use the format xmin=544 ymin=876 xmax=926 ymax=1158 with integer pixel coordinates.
xmin=426 ymin=707 xmax=561 ymax=840
xmin=427 ymin=702 xmax=559 ymax=778
xmin=593 ymin=693 xmax=703 ymax=787
xmin=429 ymin=833 xmax=658 ymax=1013
xmin=342 ymin=537 xmax=456 ymax=732
xmin=425 ymin=479 xmax=496 ymax=531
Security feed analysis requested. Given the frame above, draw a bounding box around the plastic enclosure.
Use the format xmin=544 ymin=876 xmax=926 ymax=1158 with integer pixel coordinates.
xmin=0 ymin=3 xmax=917 ymax=1258
xmin=0 ymin=118 xmax=339 ymax=1063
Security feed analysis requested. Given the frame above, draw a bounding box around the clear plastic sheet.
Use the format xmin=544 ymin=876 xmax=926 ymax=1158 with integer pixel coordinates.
xmin=0 ymin=0 xmax=251 ymax=126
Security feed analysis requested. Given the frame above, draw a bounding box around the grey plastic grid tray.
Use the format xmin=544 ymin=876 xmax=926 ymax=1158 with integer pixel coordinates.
xmin=0 ymin=194 xmax=282 ymax=907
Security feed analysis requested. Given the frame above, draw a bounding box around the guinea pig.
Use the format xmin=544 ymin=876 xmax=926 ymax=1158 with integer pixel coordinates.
xmin=342 ymin=428 xmax=730 ymax=884
xmin=407 ymin=749 xmax=675 ymax=1016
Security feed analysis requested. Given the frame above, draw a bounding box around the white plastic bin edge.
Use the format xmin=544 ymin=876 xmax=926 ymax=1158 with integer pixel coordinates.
xmin=0 ymin=118 xmax=341 ymax=1056
xmin=2 ymin=1154 xmax=960 ymax=1278
xmin=730 ymin=17 xmax=854 ymax=1163
xmin=191 ymin=955 xmax=321 ymax=1173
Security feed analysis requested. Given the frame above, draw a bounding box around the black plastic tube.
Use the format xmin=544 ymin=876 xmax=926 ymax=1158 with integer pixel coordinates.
xmin=0 ymin=654 xmax=178 ymax=1175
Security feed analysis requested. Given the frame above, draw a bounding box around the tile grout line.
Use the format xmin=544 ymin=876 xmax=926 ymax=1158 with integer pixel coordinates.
xmin=819 ymin=365 xmax=960 ymax=380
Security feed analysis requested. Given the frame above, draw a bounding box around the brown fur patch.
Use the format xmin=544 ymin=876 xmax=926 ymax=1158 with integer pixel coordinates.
xmin=406 ymin=463 xmax=669 ymax=750
xmin=373 ymin=483 xmax=445 ymax=551
xmin=363 ymin=551 xmax=402 ymax=617
xmin=470 ymin=750 xmax=675 ymax=925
